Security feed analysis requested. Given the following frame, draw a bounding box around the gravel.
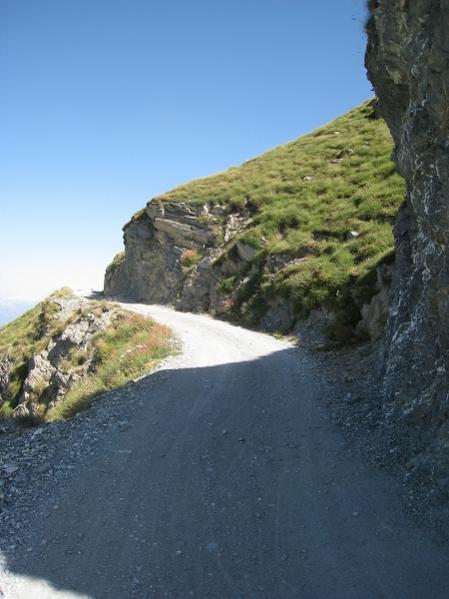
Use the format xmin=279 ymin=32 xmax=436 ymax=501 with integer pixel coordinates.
xmin=1 ymin=303 xmax=449 ymax=598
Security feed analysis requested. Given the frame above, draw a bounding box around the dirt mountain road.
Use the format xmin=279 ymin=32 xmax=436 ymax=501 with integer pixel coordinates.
xmin=3 ymin=303 xmax=449 ymax=598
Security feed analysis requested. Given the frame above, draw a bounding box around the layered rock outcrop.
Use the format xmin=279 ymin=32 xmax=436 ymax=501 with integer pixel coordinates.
xmin=105 ymin=101 xmax=408 ymax=339
xmin=366 ymin=1 xmax=449 ymax=479
xmin=104 ymin=200 xmax=280 ymax=325
xmin=105 ymin=197 xmax=392 ymax=339
xmin=0 ymin=297 xmax=115 ymax=421
xmin=105 ymin=202 xmax=223 ymax=311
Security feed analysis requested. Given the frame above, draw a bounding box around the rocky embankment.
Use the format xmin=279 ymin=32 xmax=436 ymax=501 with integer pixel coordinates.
xmin=105 ymin=199 xmax=391 ymax=340
xmin=104 ymin=102 xmax=406 ymax=341
xmin=0 ymin=296 xmax=117 ymax=423
xmin=366 ymin=1 xmax=449 ymax=487
xmin=105 ymin=200 xmax=250 ymax=315
xmin=105 ymin=200 xmax=295 ymax=328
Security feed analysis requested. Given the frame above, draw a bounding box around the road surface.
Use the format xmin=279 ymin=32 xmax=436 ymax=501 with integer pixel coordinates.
xmin=2 ymin=303 xmax=449 ymax=598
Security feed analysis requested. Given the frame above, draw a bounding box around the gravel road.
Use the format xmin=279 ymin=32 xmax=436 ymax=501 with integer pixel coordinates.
xmin=2 ymin=303 xmax=449 ymax=598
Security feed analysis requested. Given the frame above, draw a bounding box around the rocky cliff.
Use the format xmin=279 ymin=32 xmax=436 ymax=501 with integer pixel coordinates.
xmin=104 ymin=200 xmax=276 ymax=323
xmin=366 ymin=1 xmax=449 ymax=484
xmin=106 ymin=201 xmax=240 ymax=309
xmin=0 ymin=291 xmax=174 ymax=423
xmin=0 ymin=293 xmax=116 ymax=422
xmin=105 ymin=102 xmax=405 ymax=339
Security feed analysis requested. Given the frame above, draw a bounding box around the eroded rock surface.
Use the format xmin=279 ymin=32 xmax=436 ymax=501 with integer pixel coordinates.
xmin=105 ymin=202 xmax=221 ymax=310
xmin=2 ymin=298 xmax=115 ymax=421
xmin=356 ymin=264 xmax=392 ymax=341
xmin=104 ymin=200 xmax=276 ymax=324
xmin=105 ymin=199 xmax=388 ymax=338
xmin=0 ymin=358 xmax=13 ymax=405
xmin=366 ymin=1 xmax=449 ymax=480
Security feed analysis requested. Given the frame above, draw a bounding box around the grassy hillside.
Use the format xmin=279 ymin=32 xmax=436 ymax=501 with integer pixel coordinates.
xmin=0 ymin=288 xmax=74 ymax=412
xmin=0 ymin=290 xmax=175 ymax=422
xmin=48 ymin=309 xmax=174 ymax=421
xmin=156 ymin=101 xmax=405 ymax=329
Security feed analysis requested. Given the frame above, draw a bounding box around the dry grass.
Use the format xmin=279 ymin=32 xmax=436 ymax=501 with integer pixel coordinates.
xmin=180 ymin=248 xmax=202 ymax=268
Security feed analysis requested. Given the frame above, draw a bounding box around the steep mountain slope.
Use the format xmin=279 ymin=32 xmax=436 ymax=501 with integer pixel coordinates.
xmin=105 ymin=101 xmax=404 ymax=340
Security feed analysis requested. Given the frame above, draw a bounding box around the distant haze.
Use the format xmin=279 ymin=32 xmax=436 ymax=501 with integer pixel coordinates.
xmin=0 ymin=297 xmax=38 ymax=327
xmin=0 ymin=262 xmax=105 ymax=299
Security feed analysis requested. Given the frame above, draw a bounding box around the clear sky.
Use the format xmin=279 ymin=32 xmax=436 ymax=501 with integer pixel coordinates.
xmin=0 ymin=0 xmax=371 ymax=299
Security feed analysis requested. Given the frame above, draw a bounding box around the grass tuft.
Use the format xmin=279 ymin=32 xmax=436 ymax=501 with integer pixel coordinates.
xmin=180 ymin=248 xmax=202 ymax=268
xmin=105 ymin=251 xmax=126 ymax=276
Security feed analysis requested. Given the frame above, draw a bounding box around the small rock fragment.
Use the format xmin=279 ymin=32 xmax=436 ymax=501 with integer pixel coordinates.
xmin=35 ymin=463 xmax=51 ymax=474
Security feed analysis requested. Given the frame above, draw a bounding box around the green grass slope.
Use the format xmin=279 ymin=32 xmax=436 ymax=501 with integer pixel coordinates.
xmin=156 ymin=100 xmax=405 ymax=331
xmin=0 ymin=290 xmax=175 ymax=422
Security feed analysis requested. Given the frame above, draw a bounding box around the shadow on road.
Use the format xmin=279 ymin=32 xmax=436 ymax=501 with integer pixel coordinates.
xmin=2 ymin=347 xmax=449 ymax=599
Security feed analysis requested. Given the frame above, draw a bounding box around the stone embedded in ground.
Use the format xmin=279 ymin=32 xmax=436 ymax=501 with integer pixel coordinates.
xmin=35 ymin=463 xmax=51 ymax=474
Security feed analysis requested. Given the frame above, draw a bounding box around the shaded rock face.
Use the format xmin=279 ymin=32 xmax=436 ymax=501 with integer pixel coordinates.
xmin=104 ymin=200 xmax=273 ymax=321
xmin=105 ymin=202 xmax=222 ymax=311
xmin=366 ymin=1 xmax=449 ymax=468
xmin=356 ymin=264 xmax=392 ymax=342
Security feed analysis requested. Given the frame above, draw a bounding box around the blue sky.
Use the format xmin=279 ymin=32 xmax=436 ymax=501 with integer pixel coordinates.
xmin=0 ymin=0 xmax=372 ymax=299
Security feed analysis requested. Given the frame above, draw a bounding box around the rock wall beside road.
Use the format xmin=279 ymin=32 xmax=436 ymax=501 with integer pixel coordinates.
xmin=104 ymin=199 xmax=297 ymax=331
xmin=366 ymin=0 xmax=449 ymax=484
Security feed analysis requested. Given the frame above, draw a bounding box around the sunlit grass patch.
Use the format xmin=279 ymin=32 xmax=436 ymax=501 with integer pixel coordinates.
xmin=0 ymin=290 xmax=176 ymax=423
xmin=47 ymin=311 xmax=175 ymax=421
xmin=180 ymin=248 xmax=202 ymax=268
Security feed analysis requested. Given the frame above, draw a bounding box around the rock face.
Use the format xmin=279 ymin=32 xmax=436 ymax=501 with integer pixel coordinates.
xmin=356 ymin=264 xmax=392 ymax=341
xmin=105 ymin=201 xmax=223 ymax=311
xmin=0 ymin=357 xmax=13 ymax=405
xmin=366 ymin=1 xmax=449 ymax=475
xmin=105 ymin=200 xmax=389 ymax=338
xmin=104 ymin=200 xmax=276 ymax=324
xmin=1 ymin=298 xmax=115 ymax=421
